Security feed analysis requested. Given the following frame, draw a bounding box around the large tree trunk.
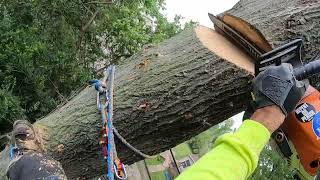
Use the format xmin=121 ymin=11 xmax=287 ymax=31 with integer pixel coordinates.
xmin=1 ymin=0 xmax=320 ymax=179
xmin=0 ymin=26 xmax=254 ymax=179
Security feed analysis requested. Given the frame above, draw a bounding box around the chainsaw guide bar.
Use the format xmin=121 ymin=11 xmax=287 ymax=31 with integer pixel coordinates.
xmin=208 ymin=13 xmax=272 ymax=62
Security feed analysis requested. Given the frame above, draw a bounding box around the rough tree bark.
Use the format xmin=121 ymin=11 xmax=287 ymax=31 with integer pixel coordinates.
xmin=1 ymin=0 xmax=320 ymax=179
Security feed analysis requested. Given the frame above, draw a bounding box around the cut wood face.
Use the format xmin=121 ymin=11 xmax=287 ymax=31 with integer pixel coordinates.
xmin=221 ymin=13 xmax=273 ymax=54
xmin=195 ymin=26 xmax=255 ymax=74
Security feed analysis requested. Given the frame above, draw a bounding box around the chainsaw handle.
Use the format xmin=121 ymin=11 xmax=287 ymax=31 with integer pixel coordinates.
xmin=294 ymin=60 xmax=320 ymax=80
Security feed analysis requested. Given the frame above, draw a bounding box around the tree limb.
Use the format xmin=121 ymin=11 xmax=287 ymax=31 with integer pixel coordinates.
xmin=85 ymin=1 xmax=113 ymax=4
xmin=81 ymin=10 xmax=99 ymax=32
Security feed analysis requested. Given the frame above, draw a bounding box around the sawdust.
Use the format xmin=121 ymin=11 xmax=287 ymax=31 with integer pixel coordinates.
xmin=33 ymin=123 xmax=49 ymax=152
xmin=38 ymin=154 xmax=68 ymax=180
xmin=40 ymin=155 xmax=58 ymax=168
xmin=56 ymin=144 xmax=65 ymax=153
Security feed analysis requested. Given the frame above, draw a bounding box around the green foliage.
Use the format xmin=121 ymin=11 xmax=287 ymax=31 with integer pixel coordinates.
xmin=0 ymin=0 xmax=185 ymax=139
xmin=173 ymin=143 xmax=192 ymax=159
xmin=96 ymin=1 xmax=183 ymax=62
xmin=184 ymin=20 xmax=199 ymax=30
xmin=250 ymin=145 xmax=296 ymax=180
xmin=0 ymin=89 xmax=25 ymax=133
xmin=151 ymin=170 xmax=166 ymax=180
xmin=187 ymin=119 xmax=233 ymax=156
xmin=0 ymin=0 xmax=93 ymax=124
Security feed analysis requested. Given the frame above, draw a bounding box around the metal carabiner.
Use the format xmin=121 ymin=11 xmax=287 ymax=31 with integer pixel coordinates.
xmin=96 ymin=90 xmax=109 ymax=111
xmin=113 ymin=162 xmax=127 ymax=180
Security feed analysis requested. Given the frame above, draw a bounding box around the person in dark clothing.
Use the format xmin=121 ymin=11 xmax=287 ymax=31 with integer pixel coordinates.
xmin=7 ymin=120 xmax=67 ymax=180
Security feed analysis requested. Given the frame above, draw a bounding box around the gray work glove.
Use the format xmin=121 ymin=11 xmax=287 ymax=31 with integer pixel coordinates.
xmin=253 ymin=63 xmax=307 ymax=116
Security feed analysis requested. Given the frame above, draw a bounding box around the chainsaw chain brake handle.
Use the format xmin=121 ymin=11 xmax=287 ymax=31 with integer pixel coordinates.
xmin=256 ymin=39 xmax=303 ymax=75
xmin=257 ymin=38 xmax=320 ymax=81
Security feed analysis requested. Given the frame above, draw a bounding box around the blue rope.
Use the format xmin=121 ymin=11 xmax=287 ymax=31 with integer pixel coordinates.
xmin=107 ymin=66 xmax=115 ymax=180
xmin=91 ymin=65 xmax=122 ymax=180
xmin=9 ymin=145 xmax=16 ymax=160
xmin=164 ymin=170 xmax=171 ymax=180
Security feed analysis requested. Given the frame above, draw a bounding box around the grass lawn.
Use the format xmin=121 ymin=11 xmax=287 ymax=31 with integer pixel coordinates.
xmin=145 ymin=155 xmax=164 ymax=165
xmin=174 ymin=143 xmax=192 ymax=159
xmin=151 ymin=171 xmax=166 ymax=180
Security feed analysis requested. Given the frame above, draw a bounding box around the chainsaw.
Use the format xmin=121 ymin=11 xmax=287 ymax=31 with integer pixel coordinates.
xmin=209 ymin=13 xmax=320 ymax=180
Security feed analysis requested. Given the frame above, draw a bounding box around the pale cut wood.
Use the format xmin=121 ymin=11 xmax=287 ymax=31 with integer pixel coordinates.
xmin=196 ymin=26 xmax=254 ymax=73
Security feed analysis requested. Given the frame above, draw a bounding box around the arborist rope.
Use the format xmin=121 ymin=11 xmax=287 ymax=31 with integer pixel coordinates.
xmin=113 ymin=128 xmax=155 ymax=159
xmin=91 ymin=65 xmax=155 ymax=179
xmin=91 ymin=66 xmax=155 ymax=159
xmin=90 ymin=66 xmax=127 ymax=180
xmin=106 ymin=65 xmax=115 ymax=179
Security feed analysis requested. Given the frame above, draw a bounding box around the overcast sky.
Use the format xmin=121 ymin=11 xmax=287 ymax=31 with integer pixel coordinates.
xmin=163 ymin=0 xmax=240 ymax=27
xmin=164 ymin=0 xmax=244 ymax=128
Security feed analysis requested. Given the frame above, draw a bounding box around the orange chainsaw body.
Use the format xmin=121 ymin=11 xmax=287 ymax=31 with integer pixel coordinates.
xmin=282 ymin=86 xmax=320 ymax=176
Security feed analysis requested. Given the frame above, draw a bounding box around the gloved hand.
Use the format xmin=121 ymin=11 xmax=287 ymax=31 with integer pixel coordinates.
xmin=253 ymin=63 xmax=307 ymax=116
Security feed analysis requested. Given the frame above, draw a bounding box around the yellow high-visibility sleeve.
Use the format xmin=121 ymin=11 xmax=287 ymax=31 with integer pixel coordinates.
xmin=176 ymin=120 xmax=270 ymax=180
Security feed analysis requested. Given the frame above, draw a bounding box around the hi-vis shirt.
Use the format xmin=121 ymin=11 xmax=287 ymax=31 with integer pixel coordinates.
xmin=176 ymin=120 xmax=270 ymax=180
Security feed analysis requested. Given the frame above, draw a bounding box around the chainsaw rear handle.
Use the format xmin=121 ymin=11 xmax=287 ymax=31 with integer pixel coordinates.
xmin=294 ymin=60 xmax=320 ymax=80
